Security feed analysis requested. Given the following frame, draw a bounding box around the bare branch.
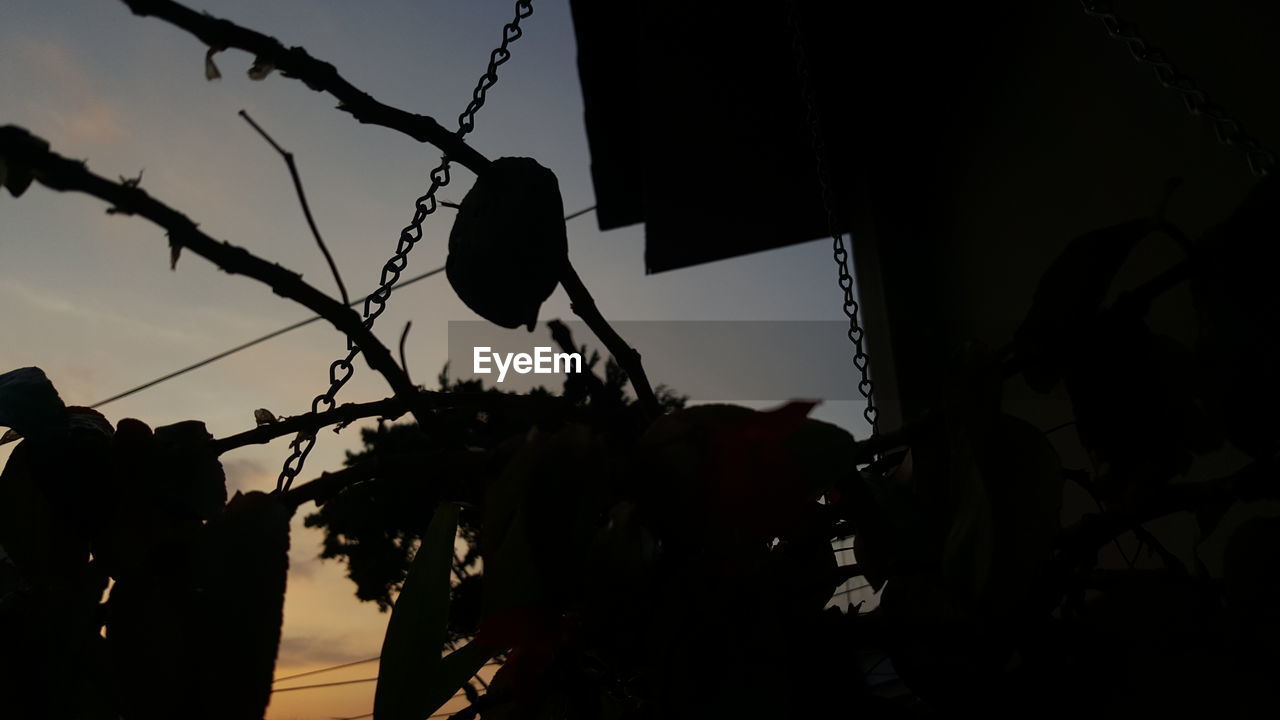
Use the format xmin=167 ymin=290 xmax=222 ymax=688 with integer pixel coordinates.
xmin=238 ymin=109 xmax=350 ymax=306
xmin=558 ymin=260 xmax=660 ymax=419
xmin=0 ymin=125 xmax=422 ymax=422
xmin=211 ymin=390 xmax=561 ymax=455
xmin=118 ymin=0 xmax=491 ymax=174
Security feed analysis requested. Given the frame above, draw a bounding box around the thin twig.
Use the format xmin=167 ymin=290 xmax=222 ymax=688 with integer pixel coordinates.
xmin=118 ymin=0 xmax=491 ymax=174
xmin=239 ymin=109 xmax=350 ymax=305
xmin=0 ymin=125 xmax=423 ymax=423
xmin=399 ymin=321 xmax=414 ymax=383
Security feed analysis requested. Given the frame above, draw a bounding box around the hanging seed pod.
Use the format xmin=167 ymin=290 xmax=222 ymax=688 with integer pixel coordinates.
xmin=447 ymin=157 xmax=568 ymax=331
xmin=196 ymin=491 xmax=292 ymax=720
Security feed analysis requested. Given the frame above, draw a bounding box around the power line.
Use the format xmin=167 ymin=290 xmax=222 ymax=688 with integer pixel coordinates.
xmin=88 ymin=205 xmax=596 ymax=409
xmin=272 ymin=676 xmax=377 ymax=693
xmin=333 ymin=698 xmax=481 ymax=719
xmin=274 ymin=656 xmax=381 ymax=683
xmin=273 ymin=658 xmax=503 ymax=692
xmin=87 ymin=266 xmax=443 ymax=409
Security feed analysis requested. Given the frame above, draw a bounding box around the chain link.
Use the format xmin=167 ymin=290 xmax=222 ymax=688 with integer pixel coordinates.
xmin=276 ymin=0 xmax=535 ymax=492
xmin=1079 ymin=0 xmax=1274 ymax=177
xmin=784 ymin=2 xmax=878 ymax=433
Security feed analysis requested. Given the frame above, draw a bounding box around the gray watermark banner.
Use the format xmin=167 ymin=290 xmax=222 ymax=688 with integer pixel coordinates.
xmin=447 ymin=321 xmax=871 ymax=401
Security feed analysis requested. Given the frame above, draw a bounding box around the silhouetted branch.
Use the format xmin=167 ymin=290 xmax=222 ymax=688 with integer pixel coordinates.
xmin=558 ymin=261 xmax=660 ymax=418
xmin=279 ymin=449 xmax=480 ymax=511
xmin=279 ymin=461 xmax=374 ymax=511
xmin=118 ymin=0 xmax=491 ymax=174
xmin=546 ymin=318 xmax=606 ymax=403
xmin=0 ymin=125 xmax=423 ymax=421
xmin=238 ymin=109 xmax=350 ymax=305
xmin=211 ymin=390 xmax=558 ymax=454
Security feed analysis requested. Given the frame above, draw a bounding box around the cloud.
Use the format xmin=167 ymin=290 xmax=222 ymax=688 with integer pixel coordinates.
xmin=12 ymin=38 xmax=128 ymax=146
xmin=275 ymin=633 xmax=377 ymax=669
xmin=222 ymin=456 xmax=269 ymax=493
xmin=0 ymin=279 xmax=203 ymax=347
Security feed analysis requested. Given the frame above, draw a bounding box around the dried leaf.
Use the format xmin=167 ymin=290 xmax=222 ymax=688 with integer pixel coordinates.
xmin=169 ymin=242 xmax=181 ymax=271
xmin=447 ymin=157 xmax=568 ymax=331
xmin=247 ymin=56 xmax=276 ymax=81
xmin=0 ymin=126 xmax=50 ymax=198
xmin=204 ymin=46 xmax=223 ymax=80
xmin=0 ymin=429 xmax=20 ymax=446
xmin=1015 ymin=218 xmax=1159 ymax=392
xmin=253 ymin=408 xmax=277 ymax=426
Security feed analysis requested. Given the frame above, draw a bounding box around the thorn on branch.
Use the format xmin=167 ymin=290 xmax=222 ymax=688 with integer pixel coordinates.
xmin=204 ymin=46 xmax=223 ymax=80
xmin=120 ymin=169 xmax=144 ymax=188
xmin=0 ymin=124 xmax=423 ymax=422
xmin=120 ymin=0 xmax=491 ymax=173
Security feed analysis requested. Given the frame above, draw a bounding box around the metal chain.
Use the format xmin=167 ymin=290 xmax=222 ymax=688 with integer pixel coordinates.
xmin=276 ymin=0 xmax=535 ymax=492
xmin=784 ymin=2 xmax=878 ymax=433
xmin=1079 ymin=0 xmax=1274 ymax=177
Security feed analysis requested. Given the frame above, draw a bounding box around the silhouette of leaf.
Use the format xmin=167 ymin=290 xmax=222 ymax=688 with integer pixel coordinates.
xmin=204 ymin=46 xmax=223 ymax=80
xmin=1016 ymin=218 xmax=1157 ymax=392
xmin=0 ymin=127 xmax=47 ymax=198
xmin=979 ymin=414 xmax=1063 ymax=610
xmin=247 ymin=55 xmax=276 ymax=80
xmin=376 ymin=502 xmax=493 ymax=720
xmin=639 ymin=403 xmax=852 ymax=540
xmin=1191 ymin=175 xmax=1280 ymax=460
xmin=1066 ymin=318 xmax=1201 ymax=496
xmin=447 ymin=157 xmax=568 ymax=331
xmin=850 ymin=462 xmax=930 ymax=589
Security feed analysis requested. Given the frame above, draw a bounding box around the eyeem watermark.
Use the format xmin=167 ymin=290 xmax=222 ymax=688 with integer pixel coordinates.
xmin=474 ymin=346 xmax=583 ymax=383
xmin=450 ymin=320 xmax=868 ymax=400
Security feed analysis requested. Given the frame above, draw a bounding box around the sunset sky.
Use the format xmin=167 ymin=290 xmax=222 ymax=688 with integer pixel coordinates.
xmin=1 ymin=1 xmax=873 ymax=717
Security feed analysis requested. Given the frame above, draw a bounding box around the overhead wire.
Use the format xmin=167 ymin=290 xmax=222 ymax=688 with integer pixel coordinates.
xmin=87 ymin=206 xmax=595 ymax=409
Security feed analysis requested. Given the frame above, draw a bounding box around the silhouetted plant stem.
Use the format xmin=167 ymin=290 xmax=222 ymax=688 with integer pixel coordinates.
xmin=558 ymin=260 xmax=660 ymax=419
xmin=546 ymin=318 xmax=607 ymax=403
xmin=118 ymin=0 xmax=491 ymax=174
xmin=238 ymin=109 xmax=350 ymax=306
xmin=0 ymin=125 xmax=424 ymax=423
